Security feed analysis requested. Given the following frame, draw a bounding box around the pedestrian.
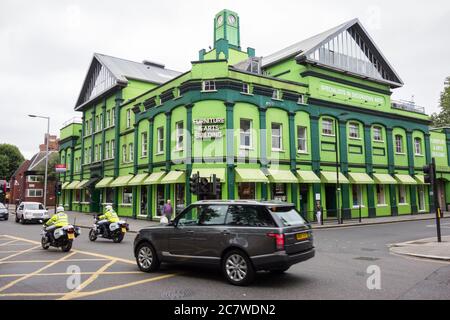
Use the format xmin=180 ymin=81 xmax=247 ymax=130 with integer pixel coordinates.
xmin=315 ymin=201 xmax=322 ymax=225
xmin=162 ymin=199 xmax=173 ymax=221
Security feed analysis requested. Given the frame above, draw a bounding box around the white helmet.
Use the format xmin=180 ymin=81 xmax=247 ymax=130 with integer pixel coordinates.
xmin=105 ymin=205 xmax=113 ymax=211
xmin=56 ymin=206 xmax=65 ymax=213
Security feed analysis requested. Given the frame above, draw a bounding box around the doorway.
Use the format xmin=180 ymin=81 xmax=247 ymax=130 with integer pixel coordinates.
xmin=299 ymin=184 xmax=309 ymax=217
xmin=140 ymin=186 xmax=148 ymax=216
xmin=325 ymin=185 xmax=337 ymax=217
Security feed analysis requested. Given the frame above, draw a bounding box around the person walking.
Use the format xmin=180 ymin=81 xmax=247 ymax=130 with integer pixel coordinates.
xmin=162 ymin=199 xmax=173 ymax=221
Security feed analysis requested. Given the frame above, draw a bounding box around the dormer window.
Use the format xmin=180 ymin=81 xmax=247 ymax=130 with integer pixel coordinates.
xmin=202 ymin=80 xmax=216 ymax=92
xmin=272 ymin=89 xmax=282 ymax=100
xmin=241 ymin=83 xmax=250 ymax=94
xmin=297 ymin=95 xmax=306 ymax=105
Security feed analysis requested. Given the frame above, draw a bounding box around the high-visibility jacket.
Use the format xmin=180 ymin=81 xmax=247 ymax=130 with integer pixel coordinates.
xmin=45 ymin=212 xmax=69 ymax=227
xmin=99 ymin=210 xmax=119 ymax=223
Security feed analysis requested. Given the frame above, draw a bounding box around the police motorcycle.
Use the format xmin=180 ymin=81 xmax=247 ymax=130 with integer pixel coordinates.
xmin=40 ymin=220 xmax=81 ymax=252
xmin=88 ymin=214 xmax=129 ymax=243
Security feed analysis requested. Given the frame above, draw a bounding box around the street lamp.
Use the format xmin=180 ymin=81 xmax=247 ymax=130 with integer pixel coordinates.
xmin=29 ymin=114 xmax=50 ymax=208
xmin=334 ymin=112 xmax=348 ymax=224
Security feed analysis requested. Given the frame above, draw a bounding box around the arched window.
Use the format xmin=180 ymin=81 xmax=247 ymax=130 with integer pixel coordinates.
xmin=414 ymin=137 xmax=422 ymax=155
xmin=373 ymin=126 xmax=383 ymax=141
xmin=395 ymin=135 xmax=404 ymax=153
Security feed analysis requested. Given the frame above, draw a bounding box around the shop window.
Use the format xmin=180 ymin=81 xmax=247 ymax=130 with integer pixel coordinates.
xmin=175 ymin=121 xmax=184 ymax=150
xmin=349 ymin=122 xmax=360 ymax=139
xmin=398 ymin=185 xmax=407 ymax=204
xmin=156 ymin=185 xmax=165 ymax=216
xmin=141 ymin=132 xmax=148 ymax=157
xmin=373 ymin=126 xmax=383 ymax=141
xmin=75 ymin=190 xmax=81 ymax=202
xmin=322 ymin=119 xmax=334 ymax=135
xmin=240 ymin=119 xmax=252 ymax=148
xmin=297 ymin=126 xmax=307 ymax=153
xmin=202 ymin=80 xmax=216 ymax=92
xmin=105 ymin=188 xmax=114 ymax=204
xmin=271 ymin=123 xmax=283 ymax=150
xmin=84 ymin=189 xmax=91 ymax=203
xmin=175 ymin=184 xmax=185 ymax=214
xmin=122 ymin=187 xmax=132 ymax=204
xmin=395 ymin=135 xmax=404 ymax=153
xmin=352 ymin=185 xmax=362 ymax=207
xmin=414 ymin=137 xmax=422 ymax=155
xmin=376 ymin=185 xmax=386 ymax=205
xmin=238 ymin=182 xmax=256 ymax=199
xmin=271 ymin=183 xmax=287 ymax=202
xmin=157 ymin=127 xmax=164 ymax=153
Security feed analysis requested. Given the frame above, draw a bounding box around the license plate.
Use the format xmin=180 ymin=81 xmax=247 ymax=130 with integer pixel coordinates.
xmin=67 ymin=233 xmax=75 ymax=240
xmin=296 ymin=232 xmax=309 ymax=241
xmin=121 ymin=227 xmax=127 ymax=233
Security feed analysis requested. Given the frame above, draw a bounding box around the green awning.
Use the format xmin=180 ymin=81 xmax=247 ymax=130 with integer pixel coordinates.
xmin=372 ymin=173 xmax=397 ymax=184
xmin=296 ymin=170 xmax=321 ymax=183
xmin=61 ymin=182 xmax=70 ymax=190
xmin=143 ymin=172 xmax=166 ymax=185
xmin=235 ymin=168 xmax=269 ymax=183
xmin=267 ymin=168 xmax=298 ymax=183
xmin=394 ymin=174 xmax=417 ymax=184
xmin=109 ymin=175 xmax=134 ymax=187
xmin=65 ymin=180 xmax=80 ymax=190
xmin=95 ymin=177 xmax=114 ymax=189
xmin=414 ymin=175 xmax=428 ymax=184
xmin=191 ymin=168 xmax=226 ymax=181
xmin=320 ymin=171 xmax=349 ymax=184
xmin=160 ymin=171 xmax=185 ymax=184
xmin=128 ymin=174 xmax=149 ymax=186
xmin=347 ymin=172 xmax=374 ymax=184
xmin=74 ymin=180 xmax=89 ymax=189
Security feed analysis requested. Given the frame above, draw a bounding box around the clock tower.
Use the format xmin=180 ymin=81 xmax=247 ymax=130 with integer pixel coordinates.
xmin=214 ymin=9 xmax=240 ymax=49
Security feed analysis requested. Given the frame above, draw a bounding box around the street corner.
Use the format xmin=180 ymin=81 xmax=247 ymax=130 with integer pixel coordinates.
xmin=389 ymin=235 xmax=450 ymax=262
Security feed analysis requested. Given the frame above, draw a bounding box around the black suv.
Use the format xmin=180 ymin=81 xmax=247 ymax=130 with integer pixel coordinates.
xmin=133 ymin=200 xmax=314 ymax=285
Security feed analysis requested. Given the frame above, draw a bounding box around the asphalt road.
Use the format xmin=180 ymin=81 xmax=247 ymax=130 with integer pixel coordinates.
xmin=0 ymin=212 xmax=449 ymax=300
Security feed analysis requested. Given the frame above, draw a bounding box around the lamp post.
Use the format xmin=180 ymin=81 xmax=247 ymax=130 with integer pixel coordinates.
xmin=29 ymin=114 xmax=50 ymax=208
xmin=335 ymin=112 xmax=348 ymax=224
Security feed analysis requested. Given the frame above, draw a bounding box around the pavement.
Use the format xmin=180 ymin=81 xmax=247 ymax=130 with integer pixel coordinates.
xmin=389 ymin=235 xmax=450 ymax=261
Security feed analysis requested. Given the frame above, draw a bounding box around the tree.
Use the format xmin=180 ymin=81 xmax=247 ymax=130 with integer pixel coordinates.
xmin=431 ymin=77 xmax=450 ymax=127
xmin=0 ymin=144 xmax=25 ymax=181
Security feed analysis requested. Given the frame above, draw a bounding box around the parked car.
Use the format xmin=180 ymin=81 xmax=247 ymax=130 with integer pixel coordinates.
xmin=133 ymin=200 xmax=315 ymax=286
xmin=0 ymin=203 xmax=8 ymax=220
xmin=15 ymin=202 xmax=49 ymax=224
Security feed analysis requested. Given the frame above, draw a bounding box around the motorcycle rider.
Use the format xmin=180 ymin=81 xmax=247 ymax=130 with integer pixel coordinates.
xmin=44 ymin=206 xmax=69 ymax=241
xmin=97 ymin=205 xmax=119 ymax=236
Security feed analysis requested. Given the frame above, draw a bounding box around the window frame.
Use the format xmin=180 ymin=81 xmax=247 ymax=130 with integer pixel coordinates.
xmin=126 ymin=109 xmax=131 ymax=128
xmin=297 ymin=125 xmax=308 ymax=153
xmin=157 ymin=126 xmax=164 ymax=154
xmin=240 ymin=118 xmax=253 ymax=149
xmin=122 ymin=187 xmax=133 ymax=205
xmin=348 ymin=122 xmax=360 ymax=139
xmin=352 ymin=185 xmax=363 ymax=207
xmin=141 ymin=132 xmax=148 ymax=157
xmin=414 ymin=137 xmax=423 ymax=155
xmin=398 ymin=185 xmax=408 ymax=205
xmin=175 ymin=121 xmax=184 ymax=151
xmin=376 ymin=184 xmax=386 ymax=206
xmin=322 ymin=118 xmax=334 ymax=136
xmin=271 ymin=122 xmax=283 ymax=151
xmin=202 ymin=80 xmax=216 ymax=92
xmin=373 ymin=126 xmax=383 ymax=142
xmin=395 ymin=134 xmax=404 ymax=154
xmin=128 ymin=143 xmax=134 ymax=162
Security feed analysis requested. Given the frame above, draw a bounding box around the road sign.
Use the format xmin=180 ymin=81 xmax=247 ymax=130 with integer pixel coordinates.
xmin=55 ymin=164 xmax=67 ymax=173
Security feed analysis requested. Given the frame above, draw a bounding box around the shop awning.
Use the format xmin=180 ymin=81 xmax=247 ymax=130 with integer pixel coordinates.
xmin=109 ymin=175 xmax=134 ymax=188
xmin=267 ymin=169 xmax=298 ymax=183
xmin=372 ymin=173 xmax=397 ymax=184
xmin=74 ymin=179 xmax=89 ymax=189
xmin=394 ymin=174 xmax=417 ymax=184
xmin=347 ymin=172 xmax=374 ymax=184
xmin=414 ymin=175 xmax=428 ymax=184
xmin=296 ymin=170 xmax=321 ymax=183
xmin=128 ymin=174 xmax=149 ymax=186
xmin=65 ymin=180 xmax=80 ymax=190
xmin=143 ymin=172 xmax=166 ymax=185
xmin=160 ymin=171 xmax=185 ymax=184
xmin=82 ymin=177 xmax=100 ymax=189
xmin=61 ymin=182 xmax=70 ymax=190
xmin=320 ymin=171 xmax=349 ymax=184
xmin=191 ymin=168 xmax=226 ymax=181
xmin=95 ymin=177 xmax=114 ymax=189
xmin=235 ymin=168 xmax=269 ymax=183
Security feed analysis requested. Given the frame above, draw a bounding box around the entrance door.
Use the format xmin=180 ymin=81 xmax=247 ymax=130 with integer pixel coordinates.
xmin=156 ymin=185 xmax=165 ymax=217
xmin=299 ymin=184 xmax=309 ymax=217
xmin=140 ymin=186 xmax=148 ymax=216
xmin=325 ymin=185 xmax=337 ymax=217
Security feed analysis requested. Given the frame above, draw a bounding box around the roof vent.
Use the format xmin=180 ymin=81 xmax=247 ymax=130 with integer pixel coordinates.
xmin=142 ymin=60 xmax=165 ymax=69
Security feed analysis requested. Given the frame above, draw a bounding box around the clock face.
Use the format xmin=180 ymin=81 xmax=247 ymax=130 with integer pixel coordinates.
xmin=227 ymin=14 xmax=236 ymax=25
xmin=217 ymin=15 xmax=223 ymax=26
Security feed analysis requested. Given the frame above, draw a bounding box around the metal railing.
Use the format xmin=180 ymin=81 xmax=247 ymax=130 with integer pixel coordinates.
xmin=391 ymin=100 xmax=425 ymax=114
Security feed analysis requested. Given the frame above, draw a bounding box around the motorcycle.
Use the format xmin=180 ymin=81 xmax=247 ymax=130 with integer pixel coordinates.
xmin=89 ymin=215 xmax=129 ymax=243
xmin=40 ymin=223 xmax=81 ymax=252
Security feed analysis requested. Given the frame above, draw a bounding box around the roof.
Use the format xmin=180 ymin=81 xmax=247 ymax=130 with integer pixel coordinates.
xmin=75 ymin=53 xmax=182 ymax=110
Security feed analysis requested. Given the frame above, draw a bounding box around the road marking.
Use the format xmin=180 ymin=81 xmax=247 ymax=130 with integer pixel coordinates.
xmin=0 ymin=251 xmax=77 ymax=293
xmin=0 ymin=245 xmax=41 ymax=262
xmin=0 ymin=271 xmax=142 ymax=278
xmin=59 ymin=259 xmax=117 ymax=300
xmin=0 ymin=258 xmax=110 ymax=264
xmin=0 ymin=240 xmax=20 ymax=247
xmin=0 ymin=293 xmax=65 ymax=297
xmin=69 ymin=273 xmax=179 ymax=300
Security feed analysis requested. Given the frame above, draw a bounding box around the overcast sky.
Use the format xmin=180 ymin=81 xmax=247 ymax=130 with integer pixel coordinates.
xmin=1 ymin=0 xmax=449 ymax=159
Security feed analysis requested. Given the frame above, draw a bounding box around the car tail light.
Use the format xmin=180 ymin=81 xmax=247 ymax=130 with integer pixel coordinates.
xmin=267 ymin=233 xmax=285 ymax=250
xmin=67 ymin=228 xmax=74 ymax=233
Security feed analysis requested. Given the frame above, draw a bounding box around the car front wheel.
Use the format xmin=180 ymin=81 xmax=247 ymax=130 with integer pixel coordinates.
xmin=222 ymin=250 xmax=255 ymax=286
xmin=136 ymin=242 xmax=160 ymax=272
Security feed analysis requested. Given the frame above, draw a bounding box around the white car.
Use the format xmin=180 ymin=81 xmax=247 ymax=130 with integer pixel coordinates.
xmin=15 ymin=202 xmax=49 ymax=224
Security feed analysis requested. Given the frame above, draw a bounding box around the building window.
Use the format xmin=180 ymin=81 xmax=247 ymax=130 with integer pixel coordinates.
xmin=272 ymin=89 xmax=281 ymax=100
xmin=349 ymin=122 xmax=360 ymax=139
xmin=27 ymin=175 xmax=42 ymax=182
xmin=94 ymin=145 xmax=98 ymax=162
xmin=122 ymin=145 xmax=127 ymax=163
xmin=84 ymin=189 xmax=91 ymax=203
xmin=175 ymin=121 xmax=184 ymax=150
xmin=352 ymin=185 xmax=362 ymax=207
xmin=129 ymin=143 xmax=134 ymax=162
xmin=88 ymin=147 xmax=92 ymax=163
xmin=271 ymin=123 xmax=283 ymax=150
xmin=110 ymin=139 xmax=115 ymax=159
xmin=111 ymin=108 xmax=115 ymax=126
xmin=106 ymin=110 xmax=110 ymax=128
xmin=122 ymin=187 xmax=132 ymax=204
xmin=398 ymin=185 xmax=407 ymax=204
xmin=238 ymin=182 xmax=256 ymax=199
xmin=202 ymin=80 xmax=216 ymax=92
xmin=90 ymin=119 xmax=93 ymax=134
xmin=27 ymin=189 xmax=43 ymax=197
xmin=85 ymin=120 xmax=89 ymax=135
xmin=297 ymin=126 xmax=307 ymax=153
xmin=240 ymin=119 xmax=252 ymax=149
xmin=241 ymin=83 xmax=250 ymax=94
xmin=376 ymin=185 xmax=386 ymax=205
xmin=105 ymin=141 xmax=110 ymax=159
xmin=96 ymin=115 xmax=100 ymax=132
xmin=157 ymin=127 xmax=164 ymax=153
xmin=99 ymin=113 xmax=103 ymax=130
xmin=395 ymin=135 xmax=404 ymax=153
xmin=126 ymin=109 xmax=131 ymax=128
xmin=414 ymin=137 xmax=422 ymax=155
xmin=373 ymin=126 xmax=383 ymax=141
xmin=141 ymin=132 xmax=148 ymax=157
xmin=297 ymin=94 xmax=306 ymax=104
xmin=322 ymin=119 xmax=334 ymax=135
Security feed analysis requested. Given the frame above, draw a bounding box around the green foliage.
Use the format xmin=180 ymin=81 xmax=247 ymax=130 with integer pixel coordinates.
xmin=0 ymin=144 xmax=25 ymax=180
xmin=431 ymin=77 xmax=450 ymax=127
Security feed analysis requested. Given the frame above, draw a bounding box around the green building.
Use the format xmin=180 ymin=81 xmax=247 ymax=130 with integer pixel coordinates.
xmin=59 ymin=10 xmax=450 ymax=222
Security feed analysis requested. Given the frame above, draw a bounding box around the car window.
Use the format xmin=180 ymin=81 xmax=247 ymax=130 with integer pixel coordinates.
xmin=268 ymin=206 xmax=307 ymax=227
xmin=25 ymin=203 xmax=44 ymax=210
xmin=0 ymin=203 xmax=5 ymax=209
xmin=225 ymin=205 xmax=276 ymax=227
xmin=177 ymin=206 xmax=200 ymax=226
xmin=19 ymin=205 xmax=24 ymax=210
xmin=198 ymin=205 xmax=228 ymax=226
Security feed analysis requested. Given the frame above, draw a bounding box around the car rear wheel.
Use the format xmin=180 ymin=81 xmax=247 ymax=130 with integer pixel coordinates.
xmin=136 ymin=242 xmax=160 ymax=272
xmin=222 ymin=250 xmax=255 ymax=286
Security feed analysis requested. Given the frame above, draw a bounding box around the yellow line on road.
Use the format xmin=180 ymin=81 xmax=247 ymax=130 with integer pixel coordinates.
xmin=0 ymin=240 xmax=20 ymax=247
xmin=0 ymin=271 xmax=142 ymax=278
xmin=0 ymin=245 xmax=41 ymax=262
xmin=0 ymin=251 xmax=77 ymax=293
xmin=0 ymin=258 xmax=110 ymax=264
xmin=68 ymin=273 xmax=179 ymax=300
xmin=59 ymin=259 xmax=117 ymax=300
xmin=0 ymin=293 xmax=64 ymax=297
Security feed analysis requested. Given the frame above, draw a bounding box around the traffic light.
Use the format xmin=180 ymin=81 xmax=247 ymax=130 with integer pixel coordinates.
xmin=212 ymin=175 xmax=221 ymax=197
xmin=199 ymin=177 xmax=210 ymax=195
xmin=189 ymin=174 xmax=199 ymax=195
xmin=423 ymin=163 xmax=434 ymax=184
xmin=55 ymin=181 xmax=62 ymax=196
